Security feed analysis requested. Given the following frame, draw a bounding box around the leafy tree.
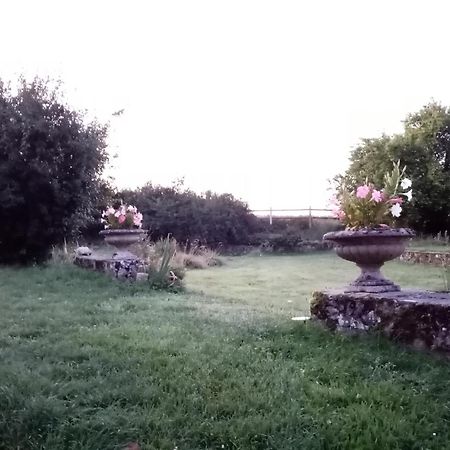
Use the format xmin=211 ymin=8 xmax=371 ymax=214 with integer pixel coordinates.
xmin=343 ymin=102 xmax=450 ymax=234
xmin=0 ymin=78 xmax=109 ymax=263
xmin=118 ymin=182 xmax=258 ymax=245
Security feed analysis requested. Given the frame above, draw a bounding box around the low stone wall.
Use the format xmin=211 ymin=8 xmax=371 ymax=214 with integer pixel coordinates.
xmin=74 ymin=254 xmax=144 ymax=280
xmin=311 ymin=289 xmax=450 ymax=353
xmin=400 ymin=250 xmax=450 ymax=266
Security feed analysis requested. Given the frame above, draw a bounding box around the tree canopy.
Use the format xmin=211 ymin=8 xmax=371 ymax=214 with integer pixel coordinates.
xmin=343 ymin=102 xmax=450 ymax=234
xmin=0 ymin=78 xmax=109 ymax=263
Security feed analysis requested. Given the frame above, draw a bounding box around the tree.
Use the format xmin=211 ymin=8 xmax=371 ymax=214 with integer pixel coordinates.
xmin=118 ymin=182 xmax=258 ymax=245
xmin=0 ymin=78 xmax=109 ymax=263
xmin=342 ymin=102 xmax=450 ymax=234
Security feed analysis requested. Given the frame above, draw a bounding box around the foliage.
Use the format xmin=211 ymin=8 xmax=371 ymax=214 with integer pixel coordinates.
xmin=101 ymin=204 xmax=143 ymax=229
xmin=176 ymin=239 xmax=223 ymax=268
xmin=133 ymin=237 xmax=221 ymax=274
xmin=118 ymin=182 xmax=258 ymax=245
xmin=342 ymin=102 xmax=450 ymax=234
xmin=332 ymin=162 xmax=412 ymax=229
xmin=0 ymin=258 xmax=449 ymax=449
xmin=0 ymin=77 xmax=108 ymax=263
xmin=147 ymin=235 xmax=183 ymax=291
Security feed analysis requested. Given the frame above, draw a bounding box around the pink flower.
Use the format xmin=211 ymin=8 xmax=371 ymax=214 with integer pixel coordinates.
xmin=330 ymin=202 xmax=342 ymax=218
xmin=133 ymin=212 xmax=143 ymax=227
xmin=118 ymin=214 xmax=126 ymax=224
xmin=337 ymin=210 xmax=346 ymax=220
xmin=388 ymin=196 xmax=403 ymax=205
xmin=356 ymin=185 xmax=370 ymax=199
xmin=371 ymin=189 xmax=383 ymax=203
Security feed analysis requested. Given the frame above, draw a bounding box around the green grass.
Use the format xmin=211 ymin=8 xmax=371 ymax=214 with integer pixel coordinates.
xmin=0 ymin=255 xmax=449 ymax=450
xmin=187 ymin=253 xmax=446 ymax=313
xmin=410 ymin=238 xmax=450 ymax=252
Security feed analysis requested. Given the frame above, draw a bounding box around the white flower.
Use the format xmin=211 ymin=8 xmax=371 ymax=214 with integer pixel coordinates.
xmin=403 ymin=189 xmax=412 ymax=201
xmin=400 ymin=178 xmax=412 ymax=190
xmin=390 ymin=203 xmax=402 ymax=217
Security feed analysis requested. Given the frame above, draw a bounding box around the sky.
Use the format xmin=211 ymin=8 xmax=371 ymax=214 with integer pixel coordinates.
xmin=2 ymin=0 xmax=450 ymax=210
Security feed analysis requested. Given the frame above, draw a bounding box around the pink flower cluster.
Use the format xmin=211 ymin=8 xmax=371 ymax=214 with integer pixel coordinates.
xmin=330 ymin=194 xmax=346 ymax=220
xmin=101 ymin=204 xmax=143 ymax=229
xmin=330 ymin=179 xmax=412 ymax=226
xmin=356 ymin=184 xmax=383 ymax=202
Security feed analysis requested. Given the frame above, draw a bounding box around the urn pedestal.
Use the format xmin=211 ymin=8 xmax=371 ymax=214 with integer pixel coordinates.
xmin=323 ymin=228 xmax=415 ymax=293
xmin=99 ymin=229 xmax=147 ymax=280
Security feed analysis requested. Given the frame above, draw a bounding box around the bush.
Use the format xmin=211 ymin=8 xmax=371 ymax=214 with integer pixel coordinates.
xmin=118 ymin=183 xmax=258 ymax=245
xmin=0 ymin=78 xmax=108 ymax=264
xmin=131 ymin=236 xmax=221 ymax=275
xmin=248 ymin=217 xmax=342 ymax=252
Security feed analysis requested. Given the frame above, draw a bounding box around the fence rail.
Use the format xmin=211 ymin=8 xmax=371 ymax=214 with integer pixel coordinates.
xmin=251 ymin=207 xmax=334 ymax=227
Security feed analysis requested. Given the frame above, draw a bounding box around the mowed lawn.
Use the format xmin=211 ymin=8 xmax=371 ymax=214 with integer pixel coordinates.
xmin=1 ymin=253 xmax=449 ymax=450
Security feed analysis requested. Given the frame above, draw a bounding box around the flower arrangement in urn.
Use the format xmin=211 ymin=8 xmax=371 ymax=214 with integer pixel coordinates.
xmin=99 ymin=204 xmax=146 ymax=259
xmin=101 ymin=205 xmax=143 ymax=229
xmin=330 ymin=161 xmax=412 ymax=229
xmin=325 ymin=162 xmax=415 ymax=293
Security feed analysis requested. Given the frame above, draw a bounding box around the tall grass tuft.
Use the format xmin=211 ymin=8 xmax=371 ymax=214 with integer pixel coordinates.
xmin=147 ymin=235 xmax=182 ymax=290
xmin=50 ymin=239 xmax=75 ymax=264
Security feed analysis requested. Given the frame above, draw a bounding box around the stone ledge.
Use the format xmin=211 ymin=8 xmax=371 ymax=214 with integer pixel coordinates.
xmin=74 ymin=252 xmax=145 ymax=280
xmin=311 ymin=289 xmax=450 ymax=352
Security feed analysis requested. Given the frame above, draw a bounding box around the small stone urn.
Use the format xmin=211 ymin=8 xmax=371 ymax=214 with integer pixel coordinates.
xmin=323 ymin=227 xmax=414 ymax=293
xmin=99 ymin=229 xmax=147 ymax=260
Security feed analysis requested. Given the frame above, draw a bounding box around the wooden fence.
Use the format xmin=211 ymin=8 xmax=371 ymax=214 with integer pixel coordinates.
xmin=251 ymin=207 xmax=334 ymax=228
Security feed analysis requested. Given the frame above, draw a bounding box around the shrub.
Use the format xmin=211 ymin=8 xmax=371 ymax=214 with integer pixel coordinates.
xmin=118 ymin=183 xmax=258 ymax=245
xmin=0 ymin=78 xmax=108 ymax=264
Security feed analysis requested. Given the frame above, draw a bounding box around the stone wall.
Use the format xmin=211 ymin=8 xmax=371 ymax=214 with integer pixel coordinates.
xmin=311 ymin=290 xmax=450 ymax=353
xmin=400 ymin=250 xmax=450 ymax=266
xmin=74 ymin=254 xmax=143 ymax=280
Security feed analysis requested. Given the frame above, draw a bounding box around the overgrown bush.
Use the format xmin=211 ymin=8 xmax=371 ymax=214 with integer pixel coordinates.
xmin=132 ymin=236 xmax=221 ymax=274
xmin=0 ymin=77 xmax=108 ymax=264
xmin=118 ymin=182 xmax=258 ymax=245
xmin=176 ymin=239 xmax=223 ymax=268
xmin=248 ymin=217 xmax=342 ymax=252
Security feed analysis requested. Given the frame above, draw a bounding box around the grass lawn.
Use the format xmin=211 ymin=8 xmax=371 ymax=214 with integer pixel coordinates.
xmin=1 ymin=253 xmax=450 ymax=450
xmin=410 ymin=238 xmax=450 ymax=252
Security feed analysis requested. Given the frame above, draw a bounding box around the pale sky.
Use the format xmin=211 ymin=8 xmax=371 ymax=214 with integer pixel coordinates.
xmin=1 ymin=0 xmax=450 ymax=210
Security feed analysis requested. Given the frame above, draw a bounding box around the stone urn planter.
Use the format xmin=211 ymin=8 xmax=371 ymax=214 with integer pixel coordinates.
xmin=99 ymin=229 xmax=147 ymax=259
xmin=323 ymin=227 xmax=415 ymax=293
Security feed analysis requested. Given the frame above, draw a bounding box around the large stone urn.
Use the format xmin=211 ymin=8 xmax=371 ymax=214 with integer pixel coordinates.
xmin=99 ymin=229 xmax=147 ymax=260
xmin=323 ymin=227 xmax=415 ymax=293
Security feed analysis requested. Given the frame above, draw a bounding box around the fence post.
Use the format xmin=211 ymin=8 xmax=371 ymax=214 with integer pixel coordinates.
xmin=308 ymin=206 xmax=312 ymax=229
xmin=269 ymin=207 xmax=273 ymax=226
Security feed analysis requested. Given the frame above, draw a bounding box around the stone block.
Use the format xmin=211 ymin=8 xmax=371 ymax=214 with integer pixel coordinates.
xmin=311 ymin=289 xmax=450 ymax=353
